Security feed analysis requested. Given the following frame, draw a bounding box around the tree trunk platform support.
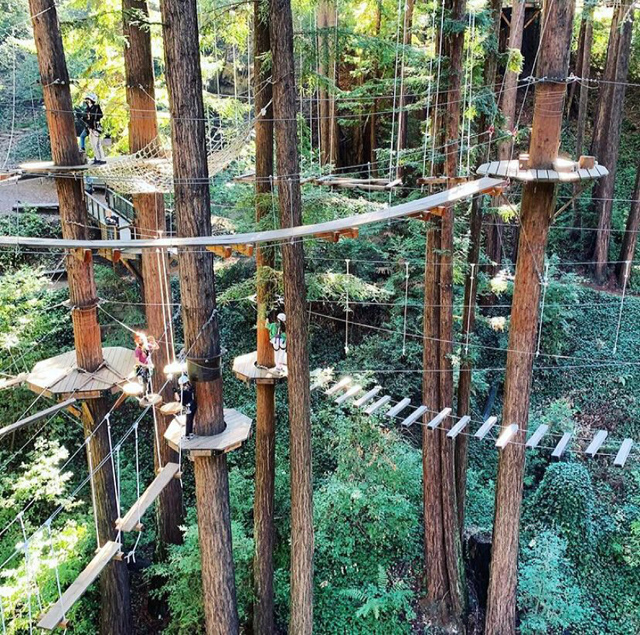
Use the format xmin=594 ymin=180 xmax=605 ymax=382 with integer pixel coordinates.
xmin=115 ymin=462 xmax=181 ymax=532
xmin=164 ymin=409 xmax=253 ymax=456
xmin=0 ymin=397 xmax=77 ymax=440
xmin=232 ymin=351 xmax=287 ymax=384
xmin=26 ymin=347 xmax=137 ymax=400
xmin=37 ymin=540 xmax=122 ymax=630
xmin=477 ymin=158 xmax=608 ymax=183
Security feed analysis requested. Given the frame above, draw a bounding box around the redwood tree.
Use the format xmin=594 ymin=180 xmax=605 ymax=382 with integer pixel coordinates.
xmin=270 ymin=0 xmax=314 ymax=630
xmin=485 ymin=2 xmax=576 ymax=633
xmin=616 ymin=164 xmax=640 ymax=285
xmin=28 ymin=1 xmax=132 ymax=632
xmin=122 ymin=0 xmax=183 ymax=554
xmin=317 ymin=0 xmax=339 ymax=166
xmin=160 ymin=0 xmax=239 ymax=631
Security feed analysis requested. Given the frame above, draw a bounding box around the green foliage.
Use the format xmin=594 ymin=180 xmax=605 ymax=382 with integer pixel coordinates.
xmin=518 ymin=530 xmax=592 ymax=634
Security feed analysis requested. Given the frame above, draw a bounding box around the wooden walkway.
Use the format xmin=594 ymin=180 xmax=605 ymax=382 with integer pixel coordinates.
xmin=0 ymin=398 xmax=76 ymax=440
xmin=116 ymin=463 xmax=180 ymax=532
xmin=0 ymin=373 xmax=27 ymax=391
xmin=477 ymin=159 xmax=608 ymax=183
xmin=38 ymin=540 xmax=121 ymax=630
xmin=232 ymin=351 xmax=287 ymax=384
xmin=0 ymin=177 xmax=504 ymax=251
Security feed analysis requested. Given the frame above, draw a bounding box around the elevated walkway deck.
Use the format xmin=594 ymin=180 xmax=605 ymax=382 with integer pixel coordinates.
xmin=233 ymin=351 xmax=287 ymax=384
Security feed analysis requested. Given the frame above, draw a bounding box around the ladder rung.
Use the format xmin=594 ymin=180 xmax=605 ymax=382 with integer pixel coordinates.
xmin=552 ymin=432 xmax=572 ymax=458
xmin=447 ymin=415 xmax=470 ymax=439
xmin=585 ymin=430 xmax=608 ymax=457
xmin=399 ymin=405 xmax=428 ymax=428
xmin=496 ymin=423 xmax=519 ymax=448
xmin=614 ymin=438 xmax=633 ymax=467
xmin=364 ymin=395 xmax=391 ymax=415
xmin=326 ymin=377 xmax=352 ymax=396
xmin=386 ymin=398 xmax=411 ymax=418
xmin=474 ymin=416 xmax=497 ymax=439
xmin=526 ymin=424 xmax=549 ymax=448
xmin=335 ymin=385 xmax=362 ymax=404
xmin=427 ymin=408 xmax=452 ymax=430
xmin=353 ymin=386 xmax=382 ymax=407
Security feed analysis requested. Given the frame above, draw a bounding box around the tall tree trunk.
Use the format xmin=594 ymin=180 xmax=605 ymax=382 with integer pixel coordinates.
xmin=485 ymin=0 xmax=526 ymax=270
xmin=317 ymin=0 xmax=338 ymax=166
xmin=616 ymin=164 xmax=640 ymax=285
xmin=270 ymin=0 xmax=314 ymax=633
xmin=485 ymin=2 xmax=576 ymax=633
xmin=395 ymin=0 xmax=415 ymax=178
xmin=252 ymin=1 xmax=276 ymax=632
xmin=422 ymin=0 xmax=466 ymax=626
xmin=455 ymin=0 xmax=502 ymax=530
xmin=366 ymin=1 xmax=382 ymax=175
xmin=159 ymin=0 xmax=239 ymax=632
xmin=571 ymin=6 xmax=594 ymax=240
xmin=122 ymin=0 xmax=183 ymax=555
xmin=591 ymin=3 xmax=634 ymax=282
xmin=28 ymin=1 xmax=132 ymax=633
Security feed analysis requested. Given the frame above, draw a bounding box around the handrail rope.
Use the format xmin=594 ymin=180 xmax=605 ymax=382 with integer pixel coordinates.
xmin=126 ymin=422 xmax=143 ymax=563
xmin=344 ymin=259 xmax=350 ymax=354
xmin=402 ymin=262 xmax=409 ymax=356
xmin=430 ymin=0 xmax=446 ymax=177
xmin=45 ymin=518 xmax=66 ymax=624
xmin=613 ymin=260 xmax=631 ymax=354
xmin=86 ymin=444 xmax=101 ymax=550
xmin=18 ymin=513 xmax=34 ymax=635
xmin=536 ymin=261 xmax=550 ymax=358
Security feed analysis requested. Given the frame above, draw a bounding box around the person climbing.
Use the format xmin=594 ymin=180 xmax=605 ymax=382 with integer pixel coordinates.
xmin=74 ymin=104 xmax=88 ymax=159
xmin=81 ymin=93 xmax=106 ymax=165
xmin=174 ymin=374 xmax=197 ymax=437
xmin=134 ymin=333 xmax=153 ymax=395
xmin=267 ymin=312 xmax=287 ymax=371
xmin=104 ymin=211 xmax=120 ymax=240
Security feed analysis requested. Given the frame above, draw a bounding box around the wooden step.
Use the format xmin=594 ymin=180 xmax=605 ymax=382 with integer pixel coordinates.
xmin=386 ymin=398 xmax=411 ymax=419
xmin=526 ymin=424 xmax=549 ymax=448
xmin=116 ymin=463 xmax=180 ymax=532
xmin=353 ymin=386 xmax=381 ymax=407
xmin=364 ymin=395 xmax=391 ymax=415
xmin=427 ymin=408 xmax=452 ymax=430
xmin=38 ymin=541 xmax=121 ymax=630
xmin=399 ymin=405 xmax=428 ymax=428
xmin=447 ymin=416 xmax=471 ymax=439
xmin=0 ymin=398 xmax=76 ymax=440
xmin=326 ymin=377 xmax=352 ymax=396
xmin=585 ymin=430 xmax=608 ymax=457
xmin=335 ymin=385 xmax=362 ymax=405
xmin=474 ymin=416 xmax=497 ymax=439
xmin=552 ymin=432 xmax=572 ymax=458
xmin=614 ymin=439 xmax=633 ymax=467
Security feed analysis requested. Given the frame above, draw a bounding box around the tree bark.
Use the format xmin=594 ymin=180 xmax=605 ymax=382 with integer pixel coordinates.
xmin=252 ymin=1 xmax=276 ymax=632
xmin=591 ymin=3 xmax=634 ymax=282
xmin=159 ymin=0 xmax=239 ymax=632
xmin=485 ymin=3 xmax=576 ymax=634
xmin=422 ymin=0 xmax=466 ymax=625
xmin=270 ymin=0 xmax=314 ymax=631
xmin=455 ymin=0 xmax=502 ymax=530
xmin=365 ymin=1 xmax=382 ymax=176
xmin=317 ymin=0 xmax=339 ymax=166
xmin=616 ymin=164 xmax=640 ymax=285
xmin=28 ymin=1 xmax=132 ymax=633
xmin=395 ymin=0 xmax=415 ymax=178
xmin=122 ymin=0 xmax=183 ymax=555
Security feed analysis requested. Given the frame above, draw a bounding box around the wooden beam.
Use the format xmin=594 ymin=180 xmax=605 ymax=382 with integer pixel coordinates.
xmin=386 ymin=398 xmax=411 ymax=418
xmin=474 ymin=416 xmax=497 ymax=440
xmin=0 ymin=398 xmax=77 ymax=440
xmin=447 ymin=415 xmax=471 ymax=439
xmin=399 ymin=405 xmax=428 ymax=428
xmin=427 ymin=407 xmax=452 ymax=430
xmin=496 ymin=423 xmax=519 ymax=448
xmin=525 ymin=424 xmax=549 ymax=448
xmin=551 ymin=432 xmax=572 ymax=458
xmin=364 ymin=395 xmax=391 ymax=415
xmin=326 ymin=377 xmax=352 ymax=396
xmin=585 ymin=430 xmax=608 ymax=457
xmin=614 ymin=438 xmax=633 ymax=467
xmin=353 ymin=386 xmax=381 ymax=407
xmin=335 ymin=385 xmax=362 ymax=404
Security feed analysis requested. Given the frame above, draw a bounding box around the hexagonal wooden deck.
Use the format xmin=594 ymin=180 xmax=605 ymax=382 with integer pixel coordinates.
xmin=233 ymin=351 xmax=287 ymax=384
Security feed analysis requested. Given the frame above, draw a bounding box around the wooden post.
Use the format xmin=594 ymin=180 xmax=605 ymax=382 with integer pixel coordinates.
xmin=485 ymin=2 xmax=576 ymax=633
xmin=252 ymin=1 xmax=276 ymax=632
xmin=28 ymin=1 xmax=132 ymax=633
xmin=270 ymin=0 xmax=314 ymax=631
xmin=456 ymin=0 xmax=502 ymax=530
xmin=159 ymin=0 xmax=239 ymax=632
xmin=422 ymin=0 xmax=465 ymax=625
xmin=122 ymin=0 xmax=183 ymax=553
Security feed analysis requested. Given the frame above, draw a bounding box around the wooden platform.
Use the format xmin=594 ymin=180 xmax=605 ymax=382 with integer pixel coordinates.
xmin=232 ymin=351 xmax=287 ymax=384
xmin=27 ymin=347 xmax=137 ymax=400
xmin=477 ymin=159 xmax=608 ymax=183
xmin=116 ymin=462 xmax=180 ymax=532
xmin=19 ymin=159 xmax=115 ymax=174
xmin=38 ymin=540 xmax=121 ymax=630
xmin=0 ymin=398 xmax=76 ymax=440
xmin=0 ymin=177 xmax=505 ymax=252
xmin=0 ymin=372 xmax=27 ymax=391
xmin=164 ymin=409 xmax=253 ymax=456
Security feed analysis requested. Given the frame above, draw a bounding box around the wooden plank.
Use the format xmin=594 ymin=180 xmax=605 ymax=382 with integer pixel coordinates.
xmin=551 ymin=432 xmax=572 ymax=458
xmin=0 ymin=373 xmax=28 ymax=391
xmin=474 ymin=416 xmax=497 ymax=439
xmin=353 ymin=386 xmax=381 ymax=407
xmin=496 ymin=424 xmax=519 ymax=448
xmin=180 ymin=409 xmax=252 ymax=454
xmin=326 ymin=377 xmax=352 ymax=396
xmin=0 ymin=398 xmax=76 ymax=440
xmin=335 ymin=385 xmax=362 ymax=405
xmin=427 ymin=407 xmax=452 ymax=430
xmin=447 ymin=415 xmax=471 ymax=439
xmin=614 ymin=438 xmax=633 ymax=468
xmin=38 ymin=541 xmax=121 ymax=630
xmin=116 ymin=463 xmax=180 ymax=532
xmin=399 ymin=405 xmax=428 ymax=428
xmin=0 ymin=178 xmax=506 ymax=251
xmin=526 ymin=424 xmax=549 ymax=448
xmin=585 ymin=430 xmax=608 ymax=457
xmin=364 ymin=395 xmax=391 ymax=415
xmin=386 ymin=398 xmax=411 ymax=419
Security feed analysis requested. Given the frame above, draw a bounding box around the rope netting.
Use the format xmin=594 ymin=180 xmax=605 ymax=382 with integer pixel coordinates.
xmin=87 ymin=119 xmax=254 ymax=194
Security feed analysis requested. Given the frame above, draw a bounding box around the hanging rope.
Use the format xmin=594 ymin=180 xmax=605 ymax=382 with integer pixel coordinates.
xmin=536 ymin=262 xmax=550 ymax=358
xmin=464 ymin=263 xmax=476 ymax=356
xmin=127 ymin=422 xmax=143 ymax=563
xmin=44 ymin=519 xmax=66 ymax=625
xmin=105 ymin=414 xmax=122 ymax=521
xmin=387 ymin=0 xmax=404 ymax=185
xmin=344 ymin=259 xmax=351 ymax=354
xmin=86 ymin=444 xmax=101 ymax=550
xmin=402 ymin=262 xmax=410 ymax=356
xmin=613 ymin=260 xmax=631 ymax=354
xmin=422 ymin=1 xmax=439 ymax=179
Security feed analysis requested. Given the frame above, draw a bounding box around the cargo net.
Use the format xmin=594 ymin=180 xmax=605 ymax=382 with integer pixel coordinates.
xmin=87 ymin=118 xmax=254 ymax=194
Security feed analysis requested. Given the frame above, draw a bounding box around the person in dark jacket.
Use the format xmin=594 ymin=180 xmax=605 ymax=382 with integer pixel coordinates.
xmin=82 ymin=93 xmax=106 ymax=164
xmin=175 ymin=375 xmax=197 ymax=437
